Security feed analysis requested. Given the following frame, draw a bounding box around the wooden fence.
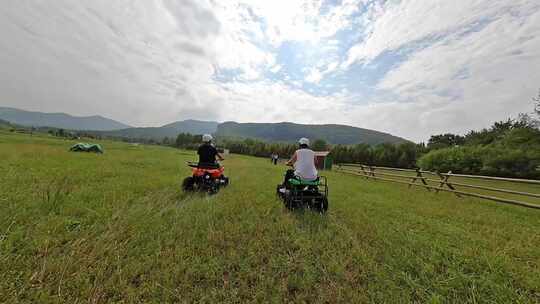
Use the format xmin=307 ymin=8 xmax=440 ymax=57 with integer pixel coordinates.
xmin=336 ymin=164 xmax=540 ymax=210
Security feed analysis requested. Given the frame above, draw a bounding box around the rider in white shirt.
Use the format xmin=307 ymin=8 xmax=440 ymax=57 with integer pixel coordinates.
xmin=283 ymin=137 xmax=318 ymax=186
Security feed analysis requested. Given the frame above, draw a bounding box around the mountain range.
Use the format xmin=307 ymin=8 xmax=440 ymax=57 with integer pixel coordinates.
xmin=0 ymin=107 xmax=131 ymax=131
xmin=0 ymin=106 xmax=409 ymax=144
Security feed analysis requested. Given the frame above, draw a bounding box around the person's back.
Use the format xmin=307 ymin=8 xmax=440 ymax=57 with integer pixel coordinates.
xmin=198 ymin=143 xmax=217 ymax=164
xmin=197 ymin=134 xmax=223 ymax=165
xmin=280 ymin=137 xmax=318 ymax=189
xmin=294 ymin=148 xmax=318 ymax=180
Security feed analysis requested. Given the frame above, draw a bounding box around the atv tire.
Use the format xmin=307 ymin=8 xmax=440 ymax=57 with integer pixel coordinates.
xmin=318 ymin=197 xmax=329 ymax=213
xmin=207 ymin=185 xmax=219 ymax=195
xmin=182 ymin=177 xmax=195 ymax=192
xmin=284 ymin=195 xmax=296 ymax=210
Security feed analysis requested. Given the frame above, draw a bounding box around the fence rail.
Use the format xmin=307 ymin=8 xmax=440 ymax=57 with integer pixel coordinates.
xmin=336 ymin=164 xmax=540 ymax=210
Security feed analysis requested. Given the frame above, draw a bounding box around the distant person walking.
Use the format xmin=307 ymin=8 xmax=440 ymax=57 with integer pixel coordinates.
xmin=273 ymin=153 xmax=279 ymax=165
xmin=270 ymin=152 xmax=278 ymax=165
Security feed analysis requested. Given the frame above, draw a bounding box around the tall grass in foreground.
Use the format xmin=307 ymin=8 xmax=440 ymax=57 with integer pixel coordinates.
xmin=1 ymin=132 xmax=539 ymax=303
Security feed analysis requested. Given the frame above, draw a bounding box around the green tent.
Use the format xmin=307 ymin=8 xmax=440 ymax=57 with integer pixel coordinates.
xmin=69 ymin=143 xmax=104 ymax=153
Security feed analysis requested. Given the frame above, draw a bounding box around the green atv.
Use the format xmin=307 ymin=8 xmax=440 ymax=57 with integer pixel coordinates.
xmin=276 ymin=176 xmax=329 ymax=213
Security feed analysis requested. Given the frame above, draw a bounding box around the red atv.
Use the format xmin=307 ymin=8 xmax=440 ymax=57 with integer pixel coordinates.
xmin=182 ymin=162 xmax=229 ymax=194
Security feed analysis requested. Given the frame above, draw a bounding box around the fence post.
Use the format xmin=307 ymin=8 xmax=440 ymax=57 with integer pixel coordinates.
xmin=360 ymin=165 xmax=369 ymax=179
xmin=445 ymin=171 xmax=460 ymax=197
xmin=369 ymin=166 xmax=376 ymax=179
xmin=410 ymin=168 xmax=431 ymax=191
xmin=436 ymin=171 xmax=460 ymax=197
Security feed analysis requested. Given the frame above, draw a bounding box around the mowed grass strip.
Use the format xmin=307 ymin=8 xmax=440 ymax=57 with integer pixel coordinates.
xmin=1 ymin=132 xmax=539 ymax=303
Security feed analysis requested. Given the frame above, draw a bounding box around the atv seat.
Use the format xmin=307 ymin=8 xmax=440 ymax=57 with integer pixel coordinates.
xmin=288 ymin=178 xmax=320 ymax=186
xmin=188 ymin=162 xmax=220 ymax=169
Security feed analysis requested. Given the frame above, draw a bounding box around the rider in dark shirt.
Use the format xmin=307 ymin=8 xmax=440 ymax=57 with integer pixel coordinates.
xmin=198 ymin=134 xmax=224 ymax=166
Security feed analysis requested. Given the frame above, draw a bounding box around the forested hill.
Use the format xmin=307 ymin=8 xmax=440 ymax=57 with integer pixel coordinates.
xmin=0 ymin=118 xmax=14 ymax=129
xmin=215 ymin=121 xmax=408 ymax=145
xmin=96 ymin=120 xmax=219 ymax=139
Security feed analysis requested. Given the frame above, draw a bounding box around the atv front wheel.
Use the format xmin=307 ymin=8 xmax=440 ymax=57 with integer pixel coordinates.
xmin=317 ymin=197 xmax=329 ymax=213
xmin=284 ymin=194 xmax=295 ymax=210
xmin=182 ymin=177 xmax=195 ymax=192
xmin=207 ymin=185 xmax=219 ymax=195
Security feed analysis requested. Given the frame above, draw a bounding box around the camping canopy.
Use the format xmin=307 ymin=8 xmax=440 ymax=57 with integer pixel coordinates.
xmin=69 ymin=143 xmax=104 ymax=153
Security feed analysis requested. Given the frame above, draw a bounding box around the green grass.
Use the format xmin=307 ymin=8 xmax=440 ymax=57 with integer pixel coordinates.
xmin=1 ymin=131 xmax=540 ymax=303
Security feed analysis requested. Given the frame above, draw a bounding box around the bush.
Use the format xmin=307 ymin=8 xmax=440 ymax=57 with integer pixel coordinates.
xmin=482 ymin=149 xmax=540 ymax=178
xmin=418 ymin=146 xmax=540 ymax=178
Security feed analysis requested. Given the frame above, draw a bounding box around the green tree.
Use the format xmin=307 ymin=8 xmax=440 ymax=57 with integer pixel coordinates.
xmin=427 ymin=133 xmax=465 ymax=150
xmin=351 ymin=144 xmax=371 ymax=164
xmin=312 ymin=139 xmax=328 ymax=151
xmin=397 ymin=142 xmax=418 ymax=168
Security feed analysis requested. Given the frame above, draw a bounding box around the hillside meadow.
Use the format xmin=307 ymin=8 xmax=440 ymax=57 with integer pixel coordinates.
xmin=1 ymin=131 xmax=539 ymax=303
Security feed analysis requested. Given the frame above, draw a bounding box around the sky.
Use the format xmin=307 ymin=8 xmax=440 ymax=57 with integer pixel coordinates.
xmin=0 ymin=0 xmax=539 ymax=142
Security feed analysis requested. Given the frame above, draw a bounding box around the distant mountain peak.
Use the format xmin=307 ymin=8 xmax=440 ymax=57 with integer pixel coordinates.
xmin=160 ymin=119 xmax=219 ymax=130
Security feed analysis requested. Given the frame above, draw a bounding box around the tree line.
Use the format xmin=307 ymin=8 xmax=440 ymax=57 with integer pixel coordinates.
xmin=171 ymin=133 xmax=424 ymax=170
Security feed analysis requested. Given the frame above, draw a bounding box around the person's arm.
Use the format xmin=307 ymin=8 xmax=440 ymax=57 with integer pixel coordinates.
xmin=286 ymin=152 xmax=297 ymax=166
xmin=213 ymin=146 xmax=224 ymax=161
xmin=217 ymin=152 xmax=225 ymax=161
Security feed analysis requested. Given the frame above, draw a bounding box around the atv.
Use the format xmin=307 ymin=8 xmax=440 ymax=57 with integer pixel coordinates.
xmin=182 ymin=162 xmax=229 ymax=194
xmin=276 ymin=176 xmax=329 ymax=213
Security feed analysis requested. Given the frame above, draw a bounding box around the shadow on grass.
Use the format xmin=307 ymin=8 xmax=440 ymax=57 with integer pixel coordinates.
xmin=288 ymin=208 xmax=330 ymax=233
xmin=173 ymin=186 xmax=225 ymax=203
xmin=176 ymin=151 xmax=195 ymax=156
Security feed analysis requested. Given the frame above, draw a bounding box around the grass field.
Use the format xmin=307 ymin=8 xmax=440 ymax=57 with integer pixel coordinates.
xmin=1 ymin=132 xmax=540 ymax=303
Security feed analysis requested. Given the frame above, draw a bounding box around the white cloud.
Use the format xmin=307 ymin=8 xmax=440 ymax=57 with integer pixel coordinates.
xmin=304 ymin=60 xmax=340 ymax=84
xmin=344 ymin=0 xmax=539 ymax=66
xmin=216 ymin=80 xmax=349 ymax=124
xmin=238 ymin=0 xmax=364 ymax=46
xmin=270 ymin=65 xmax=282 ymax=73
xmin=211 ymin=2 xmax=276 ymax=77
xmin=371 ymin=1 xmax=540 ymax=140
xmin=0 ymin=0 xmax=221 ymax=125
xmin=305 ymin=68 xmax=323 ymax=83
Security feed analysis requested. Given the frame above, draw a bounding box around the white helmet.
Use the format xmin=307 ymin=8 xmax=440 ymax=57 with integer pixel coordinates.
xmin=202 ymin=134 xmax=213 ymax=143
xmin=298 ymin=137 xmax=309 ymax=145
